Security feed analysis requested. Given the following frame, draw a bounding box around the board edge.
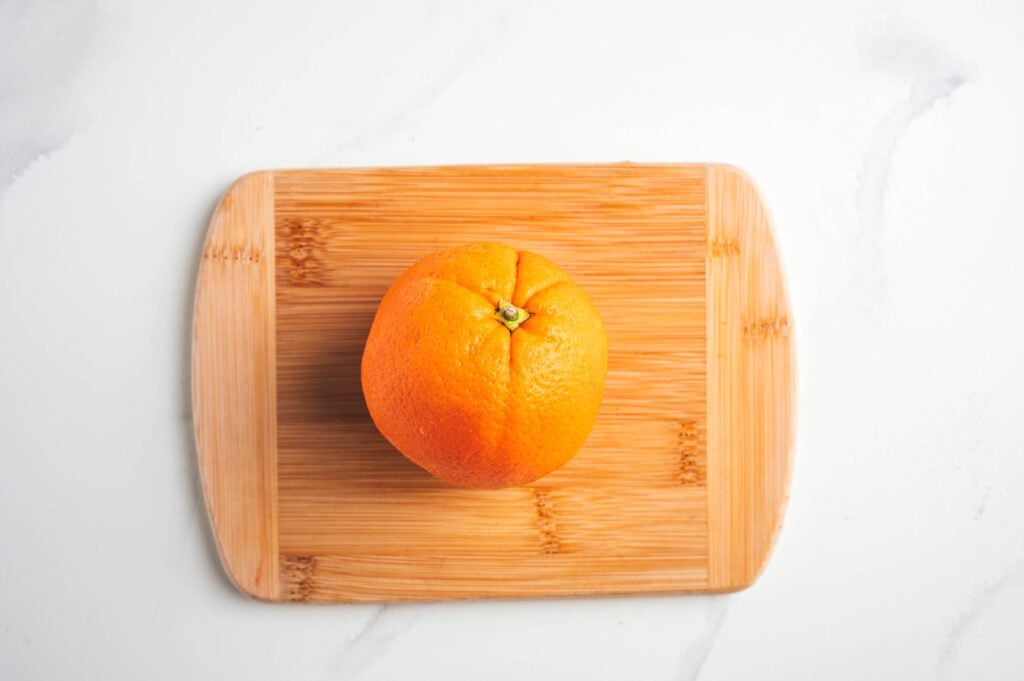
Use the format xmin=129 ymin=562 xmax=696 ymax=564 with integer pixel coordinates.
xmin=705 ymin=163 xmax=796 ymax=592
xmin=191 ymin=171 xmax=281 ymax=601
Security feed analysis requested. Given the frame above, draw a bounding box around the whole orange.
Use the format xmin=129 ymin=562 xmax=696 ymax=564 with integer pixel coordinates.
xmin=361 ymin=242 xmax=608 ymax=489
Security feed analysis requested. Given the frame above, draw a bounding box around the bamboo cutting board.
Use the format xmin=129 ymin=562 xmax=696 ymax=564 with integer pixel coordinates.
xmin=191 ymin=164 xmax=795 ymax=602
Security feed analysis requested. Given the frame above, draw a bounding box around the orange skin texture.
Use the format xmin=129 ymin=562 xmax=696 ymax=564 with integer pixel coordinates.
xmin=361 ymin=242 xmax=608 ymax=489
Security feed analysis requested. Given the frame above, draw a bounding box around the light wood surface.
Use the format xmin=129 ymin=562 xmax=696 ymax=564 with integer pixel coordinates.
xmin=191 ymin=164 xmax=795 ymax=602
xmin=192 ymin=172 xmax=279 ymax=599
xmin=706 ymin=166 xmax=796 ymax=591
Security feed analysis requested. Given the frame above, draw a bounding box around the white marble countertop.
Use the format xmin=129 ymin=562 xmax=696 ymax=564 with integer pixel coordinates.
xmin=2 ymin=1 xmax=1023 ymax=678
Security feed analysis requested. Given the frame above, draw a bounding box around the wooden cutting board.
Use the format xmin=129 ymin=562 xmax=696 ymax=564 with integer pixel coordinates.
xmin=191 ymin=164 xmax=795 ymax=603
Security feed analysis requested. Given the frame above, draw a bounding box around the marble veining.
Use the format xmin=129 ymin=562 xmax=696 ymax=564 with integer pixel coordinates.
xmin=328 ymin=606 xmax=420 ymax=679
xmin=0 ymin=0 xmax=96 ymax=196
xmin=853 ymin=5 xmax=971 ymax=302
xmin=673 ymin=598 xmax=729 ymax=681
xmin=937 ymin=558 xmax=1024 ymax=677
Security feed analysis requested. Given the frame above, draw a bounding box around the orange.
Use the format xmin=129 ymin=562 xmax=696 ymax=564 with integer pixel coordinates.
xmin=361 ymin=242 xmax=608 ymax=489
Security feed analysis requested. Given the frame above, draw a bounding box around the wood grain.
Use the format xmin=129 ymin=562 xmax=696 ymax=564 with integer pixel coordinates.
xmin=706 ymin=165 xmax=796 ymax=591
xmin=192 ymin=172 xmax=279 ymax=599
xmin=191 ymin=163 xmax=794 ymax=602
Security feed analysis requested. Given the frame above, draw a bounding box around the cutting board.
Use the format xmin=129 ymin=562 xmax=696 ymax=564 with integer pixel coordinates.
xmin=191 ymin=164 xmax=795 ymax=603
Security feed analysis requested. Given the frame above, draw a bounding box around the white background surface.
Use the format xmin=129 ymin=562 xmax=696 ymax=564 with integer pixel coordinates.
xmin=2 ymin=1 xmax=1023 ymax=679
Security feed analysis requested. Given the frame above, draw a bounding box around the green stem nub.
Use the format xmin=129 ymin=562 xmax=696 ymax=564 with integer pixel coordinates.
xmin=495 ymin=300 xmax=529 ymax=331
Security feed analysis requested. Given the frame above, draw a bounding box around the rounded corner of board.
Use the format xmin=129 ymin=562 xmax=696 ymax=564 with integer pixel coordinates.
xmin=227 ymin=169 xmax=276 ymax=199
xmin=205 ymin=171 xmax=275 ymax=232
xmin=211 ymin=547 xmax=281 ymax=602
xmin=704 ymin=163 xmax=758 ymax=188
xmin=708 ymin=507 xmax=790 ymax=594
